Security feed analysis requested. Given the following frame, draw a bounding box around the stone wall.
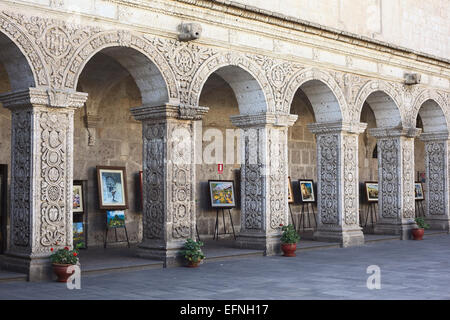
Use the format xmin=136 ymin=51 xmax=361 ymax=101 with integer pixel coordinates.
xmin=231 ymin=0 xmax=449 ymax=60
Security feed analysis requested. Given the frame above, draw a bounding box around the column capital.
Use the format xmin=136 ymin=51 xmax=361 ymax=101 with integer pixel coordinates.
xmin=368 ymin=126 xmax=421 ymax=139
xmin=419 ymin=131 xmax=450 ymax=142
xmin=0 ymin=88 xmax=88 ymax=109
xmin=131 ymin=103 xmax=209 ymax=121
xmin=307 ymin=121 xmax=367 ymax=134
xmin=230 ymin=112 xmax=298 ymax=128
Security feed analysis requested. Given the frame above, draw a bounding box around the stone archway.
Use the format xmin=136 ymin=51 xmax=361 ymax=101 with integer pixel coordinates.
xmin=355 ymin=81 xmax=418 ymax=239
xmin=284 ymin=69 xmax=365 ymax=247
xmin=413 ymin=92 xmax=450 ymax=231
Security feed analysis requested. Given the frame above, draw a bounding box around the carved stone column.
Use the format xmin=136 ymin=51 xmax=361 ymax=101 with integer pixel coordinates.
xmin=0 ymin=88 xmax=88 ymax=281
xmin=131 ymin=104 xmax=208 ymax=266
xmin=420 ymin=132 xmax=450 ymax=231
xmin=308 ymin=122 xmax=367 ymax=247
xmin=230 ymin=113 xmax=297 ymax=255
xmin=369 ymin=127 xmax=421 ymax=239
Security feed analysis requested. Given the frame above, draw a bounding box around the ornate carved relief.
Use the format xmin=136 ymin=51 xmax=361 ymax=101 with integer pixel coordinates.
xmin=378 ymin=139 xmax=399 ymax=219
xmin=3 ymin=11 xmax=97 ymax=88
xmin=0 ymin=12 xmax=48 ymax=87
xmin=401 ymin=138 xmax=415 ymax=219
xmin=169 ymin=121 xmax=193 ymax=239
xmin=39 ymin=110 xmax=70 ymax=249
xmin=142 ymin=122 xmax=165 ymax=240
xmin=317 ymin=134 xmax=339 ymax=225
xmin=268 ymin=127 xmax=288 ymax=229
xmin=426 ymin=141 xmax=446 ymax=215
xmin=242 ymin=128 xmax=263 ymax=230
xmin=10 ymin=110 xmax=32 ymax=249
xmin=343 ymin=134 xmax=358 ymax=225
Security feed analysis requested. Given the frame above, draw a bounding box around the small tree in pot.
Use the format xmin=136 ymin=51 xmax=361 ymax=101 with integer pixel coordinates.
xmin=280 ymin=224 xmax=300 ymax=257
xmin=412 ymin=217 xmax=430 ymax=240
xmin=181 ymin=238 xmax=205 ymax=267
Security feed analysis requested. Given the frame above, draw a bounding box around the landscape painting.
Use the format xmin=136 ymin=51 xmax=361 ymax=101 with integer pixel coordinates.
xmin=73 ymin=222 xmax=85 ymax=248
xmin=209 ymin=180 xmax=236 ymax=208
xmin=107 ymin=211 xmax=126 ymax=228
xmin=365 ymin=182 xmax=379 ymax=202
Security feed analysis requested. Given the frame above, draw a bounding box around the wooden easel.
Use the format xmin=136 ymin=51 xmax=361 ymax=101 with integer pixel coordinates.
xmin=104 ymin=213 xmax=130 ymax=248
xmin=298 ymin=202 xmax=317 ymax=231
xmin=213 ymin=208 xmax=236 ymax=240
xmin=288 ymin=203 xmax=296 ymax=229
xmin=415 ymin=200 xmax=425 ymax=217
xmin=362 ymin=202 xmax=378 ymax=228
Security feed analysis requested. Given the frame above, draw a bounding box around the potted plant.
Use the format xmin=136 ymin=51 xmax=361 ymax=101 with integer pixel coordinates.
xmin=50 ymin=245 xmax=80 ymax=282
xmin=412 ymin=217 xmax=430 ymax=240
xmin=280 ymin=224 xmax=300 ymax=257
xmin=181 ymin=238 xmax=205 ymax=267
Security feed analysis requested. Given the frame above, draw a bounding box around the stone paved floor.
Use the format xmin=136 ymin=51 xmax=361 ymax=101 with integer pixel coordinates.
xmin=1 ymin=234 xmax=450 ymax=300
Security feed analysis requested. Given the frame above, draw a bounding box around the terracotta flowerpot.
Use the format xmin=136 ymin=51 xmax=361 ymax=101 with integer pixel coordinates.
xmin=281 ymin=243 xmax=297 ymax=257
xmin=412 ymin=228 xmax=424 ymax=240
xmin=52 ymin=263 xmax=75 ymax=282
xmin=186 ymin=260 xmax=202 ymax=268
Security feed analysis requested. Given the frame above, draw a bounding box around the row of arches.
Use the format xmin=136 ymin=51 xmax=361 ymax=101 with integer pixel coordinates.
xmin=0 ymin=25 xmax=449 ymax=278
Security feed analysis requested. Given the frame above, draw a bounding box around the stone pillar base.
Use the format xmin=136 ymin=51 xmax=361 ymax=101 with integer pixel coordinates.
xmin=374 ymin=222 xmax=415 ymax=240
xmin=313 ymin=228 xmax=365 ymax=247
xmin=234 ymin=233 xmax=281 ymax=256
xmin=0 ymin=253 xmax=53 ymax=282
xmin=425 ymin=218 xmax=450 ymax=232
xmin=136 ymin=240 xmax=185 ymax=267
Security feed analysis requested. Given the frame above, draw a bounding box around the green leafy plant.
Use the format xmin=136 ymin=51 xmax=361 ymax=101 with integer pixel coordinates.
xmin=181 ymin=238 xmax=205 ymax=263
xmin=415 ymin=217 xmax=430 ymax=229
xmin=280 ymin=224 xmax=300 ymax=244
xmin=50 ymin=245 xmax=80 ymax=265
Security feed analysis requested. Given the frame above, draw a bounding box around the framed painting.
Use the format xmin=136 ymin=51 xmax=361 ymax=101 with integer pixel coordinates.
xmin=209 ymin=180 xmax=236 ymax=208
xmin=107 ymin=210 xmax=126 ymax=228
xmin=299 ymin=180 xmax=315 ymax=203
xmin=415 ymin=182 xmax=424 ymax=201
xmin=73 ymin=181 xmax=84 ymax=213
xmin=288 ymin=176 xmax=294 ymax=204
xmin=365 ymin=182 xmax=379 ymax=203
xmin=73 ymin=222 xmax=86 ymax=248
xmin=418 ymin=171 xmax=426 ymax=184
xmin=97 ymin=166 xmax=128 ymax=210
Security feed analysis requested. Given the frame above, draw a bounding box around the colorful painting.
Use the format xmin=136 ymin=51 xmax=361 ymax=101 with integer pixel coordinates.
xmin=415 ymin=182 xmax=424 ymax=200
xmin=418 ymin=171 xmax=426 ymax=184
xmin=73 ymin=184 xmax=83 ymax=213
xmin=365 ymin=182 xmax=379 ymax=202
xmin=97 ymin=166 xmax=128 ymax=210
xmin=73 ymin=222 xmax=85 ymax=248
xmin=299 ymin=180 xmax=315 ymax=203
xmin=209 ymin=180 xmax=236 ymax=208
xmin=107 ymin=211 xmax=126 ymax=228
xmin=288 ymin=176 xmax=294 ymax=203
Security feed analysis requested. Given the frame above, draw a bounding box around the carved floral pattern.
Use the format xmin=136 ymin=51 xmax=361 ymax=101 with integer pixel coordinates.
xmin=426 ymin=141 xmax=446 ymax=216
xmin=317 ymin=134 xmax=339 ymax=225
xmin=10 ymin=110 xmax=32 ymax=249
xmin=378 ymin=139 xmax=399 ymax=219
xmin=343 ymin=134 xmax=358 ymax=225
